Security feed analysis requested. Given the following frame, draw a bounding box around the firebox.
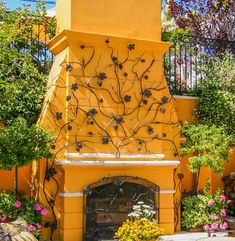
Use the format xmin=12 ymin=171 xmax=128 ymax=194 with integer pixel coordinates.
xmin=83 ymin=176 xmax=160 ymax=241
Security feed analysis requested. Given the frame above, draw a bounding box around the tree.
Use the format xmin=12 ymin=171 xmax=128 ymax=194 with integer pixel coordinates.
xmin=168 ymin=0 xmax=235 ymax=40
xmin=0 ymin=2 xmax=55 ymax=194
xmin=181 ymin=124 xmax=232 ymax=191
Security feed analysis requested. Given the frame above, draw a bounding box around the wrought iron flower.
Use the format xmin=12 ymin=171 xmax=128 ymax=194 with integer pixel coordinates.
xmin=143 ymin=89 xmax=152 ymax=97
xmin=65 ymin=64 xmax=73 ymax=72
xmin=66 ymin=95 xmax=71 ymax=101
xmin=97 ymin=79 xmax=103 ymax=87
xmin=67 ymin=125 xmax=72 ymax=131
xmin=112 ymin=56 xmax=118 ymax=63
xmin=147 ymin=126 xmax=154 ymax=135
xmin=141 ymin=59 xmax=146 ymax=63
xmin=105 ymin=39 xmax=110 ymax=44
xmin=144 ymin=75 xmax=149 ymax=80
xmin=119 ymin=64 xmax=123 ymax=70
xmin=113 ymin=123 xmax=118 ymax=130
xmin=87 ymin=118 xmax=94 ymax=125
xmin=80 ymin=45 xmax=85 ymax=49
xmin=160 ymin=107 xmax=166 ymax=113
xmin=98 ymin=72 xmax=107 ymax=80
xmin=124 ymin=95 xmax=131 ymax=102
xmin=161 ymin=96 xmax=169 ymax=104
xmin=102 ymin=136 xmax=110 ymax=144
xmin=76 ymin=143 xmax=83 ymax=152
xmin=45 ymin=167 xmax=57 ymax=181
xmin=123 ymin=72 xmax=128 ymax=77
xmin=55 ymin=112 xmax=63 ymax=120
xmin=71 ymin=83 xmax=78 ymax=91
xmin=162 ymin=133 xmax=167 ymax=137
xmin=87 ymin=108 xmax=98 ymax=116
xmin=115 ymin=116 xmax=124 ymax=124
xmin=178 ymin=172 xmax=184 ymax=180
xmin=127 ymin=43 xmax=135 ymax=51
xmin=143 ymin=99 xmax=148 ymax=105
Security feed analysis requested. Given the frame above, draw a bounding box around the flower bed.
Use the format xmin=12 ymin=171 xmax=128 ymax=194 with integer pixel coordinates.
xmin=0 ymin=190 xmax=47 ymax=239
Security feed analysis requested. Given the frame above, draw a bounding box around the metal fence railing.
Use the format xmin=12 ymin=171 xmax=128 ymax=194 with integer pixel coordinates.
xmin=163 ymin=35 xmax=235 ymax=95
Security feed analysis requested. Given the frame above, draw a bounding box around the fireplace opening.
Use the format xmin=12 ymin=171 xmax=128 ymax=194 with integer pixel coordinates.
xmin=83 ymin=176 xmax=160 ymax=241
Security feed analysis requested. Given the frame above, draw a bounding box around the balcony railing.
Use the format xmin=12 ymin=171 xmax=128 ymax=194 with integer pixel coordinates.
xmin=163 ymin=34 xmax=235 ymax=96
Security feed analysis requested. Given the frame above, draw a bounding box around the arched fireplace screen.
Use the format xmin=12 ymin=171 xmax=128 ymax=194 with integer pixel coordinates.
xmin=83 ymin=176 xmax=160 ymax=241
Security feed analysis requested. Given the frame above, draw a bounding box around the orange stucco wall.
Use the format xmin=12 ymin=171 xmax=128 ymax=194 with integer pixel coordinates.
xmin=0 ymin=165 xmax=31 ymax=193
xmin=173 ymin=96 xmax=235 ymax=192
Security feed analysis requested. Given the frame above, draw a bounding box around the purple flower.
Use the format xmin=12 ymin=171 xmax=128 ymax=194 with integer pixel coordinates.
xmin=212 ymin=215 xmax=220 ymax=220
xmin=15 ymin=200 xmax=22 ymax=208
xmin=204 ymin=224 xmax=210 ymax=231
xmin=36 ymin=223 xmax=42 ymax=229
xmin=28 ymin=225 xmax=36 ymax=232
xmin=221 ymin=209 xmax=227 ymax=217
xmin=34 ymin=203 xmax=41 ymax=211
xmin=40 ymin=208 xmax=48 ymax=216
xmin=220 ymin=194 xmax=227 ymax=202
xmin=220 ymin=221 xmax=228 ymax=230
xmin=208 ymin=200 xmax=215 ymax=206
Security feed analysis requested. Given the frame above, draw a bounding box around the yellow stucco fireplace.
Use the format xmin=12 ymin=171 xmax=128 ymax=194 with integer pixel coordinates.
xmin=38 ymin=1 xmax=181 ymax=240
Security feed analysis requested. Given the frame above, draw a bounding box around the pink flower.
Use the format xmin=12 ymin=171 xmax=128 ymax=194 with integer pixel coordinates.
xmin=221 ymin=209 xmax=227 ymax=217
xmin=204 ymin=224 xmax=210 ymax=231
xmin=0 ymin=215 xmax=7 ymax=222
xmin=28 ymin=225 xmax=36 ymax=232
xmin=213 ymin=215 xmax=220 ymax=220
xmin=40 ymin=208 xmax=48 ymax=216
xmin=36 ymin=223 xmax=42 ymax=229
xmin=34 ymin=203 xmax=41 ymax=211
xmin=220 ymin=221 xmax=229 ymax=230
xmin=211 ymin=223 xmax=219 ymax=230
xmin=208 ymin=200 xmax=215 ymax=206
xmin=15 ymin=200 xmax=22 ymax=208
xmin=227 ymin=199 xmax=232 ymax=205
xmin=220 ymin=194 xmax=227 ymax=202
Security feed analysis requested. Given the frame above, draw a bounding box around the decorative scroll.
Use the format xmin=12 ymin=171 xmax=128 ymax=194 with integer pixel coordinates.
xmin=39 ymin=39 xmax=182 ymax=239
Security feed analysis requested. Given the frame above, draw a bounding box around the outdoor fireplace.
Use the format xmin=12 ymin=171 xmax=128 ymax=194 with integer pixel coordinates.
xmin=83 ymin=176 xmax=160 ymax=241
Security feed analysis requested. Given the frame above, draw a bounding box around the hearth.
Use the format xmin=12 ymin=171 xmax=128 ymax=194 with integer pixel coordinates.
xmin=83 ymin=176 xmax=159 ymax=241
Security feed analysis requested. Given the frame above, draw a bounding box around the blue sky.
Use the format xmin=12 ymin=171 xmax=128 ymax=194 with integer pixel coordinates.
xmin=4 ymin=0 xmax=55 ymax=10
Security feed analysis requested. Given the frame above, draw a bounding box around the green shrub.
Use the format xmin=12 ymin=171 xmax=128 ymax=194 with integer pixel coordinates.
xmin=0 ymin=117 xmax=54 ymax=170
xmin=182 ymin=186 xmax=231 ymax=231
xmin=195 ymin=55 xmax=235 ymax=138
xmin=181 ymin=124 xmax=232 ymax=175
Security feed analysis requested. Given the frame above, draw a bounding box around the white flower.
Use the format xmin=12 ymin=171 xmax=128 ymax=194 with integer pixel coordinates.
xmin=151 ymin=210 xmax=156 ymax=214
xmin=143 ymin=209 xmax=151 ymax=214
xmin=142 ymin=204 xmax=150 ymax=209
xmin=128 ymin=212 xmax=140 ymax=218
xmin=132 ymin=205 xmax=141 ymax=210
xmin=137 ymin=201 xmax=144 ymax=205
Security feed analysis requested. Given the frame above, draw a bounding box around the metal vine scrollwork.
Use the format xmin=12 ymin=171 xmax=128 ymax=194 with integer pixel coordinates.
xmin=40 ymin=38 xmax=181 ymax=239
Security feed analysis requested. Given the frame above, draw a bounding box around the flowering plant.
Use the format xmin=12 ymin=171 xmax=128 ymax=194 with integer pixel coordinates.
xmin=114 ymin=201 xmax=164 ymax=241
xmin=0 ymin=190 xmax=48 ymax=239
xmin=128 ymin=201 xmax=156 ymax=221
xmin=182 ymin=186 xmax=231 ymax=233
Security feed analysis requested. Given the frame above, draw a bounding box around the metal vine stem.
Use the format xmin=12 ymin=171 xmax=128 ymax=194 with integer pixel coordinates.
xmin=40 ymin=39 xmax=182 ymax=239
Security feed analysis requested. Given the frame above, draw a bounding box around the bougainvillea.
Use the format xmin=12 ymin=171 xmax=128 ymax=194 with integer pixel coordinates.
xmin=168 ymin=0 xmax=235 ymax=40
